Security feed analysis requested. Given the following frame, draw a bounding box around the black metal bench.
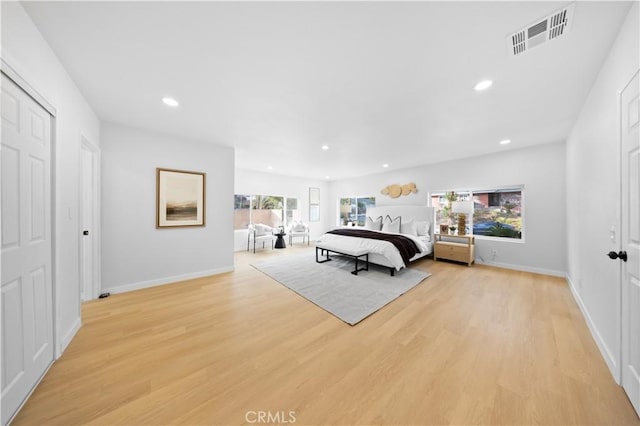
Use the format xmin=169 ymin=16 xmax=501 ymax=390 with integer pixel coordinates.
xmin=315 ymin=245 xmax=369 ymax=275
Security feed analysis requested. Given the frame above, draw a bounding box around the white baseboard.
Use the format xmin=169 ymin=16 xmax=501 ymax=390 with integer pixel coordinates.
xmin=566 ymin=275 xmax=620 ymax=383
xmin=103 ymin=266 xmax=235 ymax=295
xmin=475 ymin=259 xmax=565 ymax=277
xmin=58 ymin=317 xmax=81 ymax=358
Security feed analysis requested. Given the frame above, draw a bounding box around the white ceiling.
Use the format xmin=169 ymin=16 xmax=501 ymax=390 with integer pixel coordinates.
xmin=22 ymin=1 xmax=632 ymax=180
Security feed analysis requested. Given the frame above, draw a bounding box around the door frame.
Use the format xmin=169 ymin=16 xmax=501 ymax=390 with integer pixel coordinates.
xmin=78 ymin=136 xmax=101 ymax=301
xmin=1 ymin=60 xmax=58 ymax=423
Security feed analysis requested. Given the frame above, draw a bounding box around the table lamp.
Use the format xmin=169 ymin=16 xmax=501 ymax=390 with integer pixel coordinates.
xmin=451 ymin=201 xmax=473 ymax=235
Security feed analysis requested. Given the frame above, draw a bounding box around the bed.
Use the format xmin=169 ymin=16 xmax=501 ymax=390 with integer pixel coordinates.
xmin=316 ymin=205 xmax=435 ymax=275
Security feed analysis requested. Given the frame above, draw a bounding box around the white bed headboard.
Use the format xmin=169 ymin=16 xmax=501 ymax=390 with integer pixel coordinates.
xmin=366 ymin=205 xmax=435 ymax=237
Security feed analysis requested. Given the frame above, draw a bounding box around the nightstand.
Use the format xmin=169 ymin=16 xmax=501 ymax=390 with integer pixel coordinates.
xmin=434 ymin=234 xmax=475 ymax=266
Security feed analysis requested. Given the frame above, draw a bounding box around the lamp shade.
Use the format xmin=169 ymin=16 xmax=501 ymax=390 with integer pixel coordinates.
xmin=341 ymin=204 xmax=351 ymax=213
xmin=451 ymin=201 xmax=473 ymax=214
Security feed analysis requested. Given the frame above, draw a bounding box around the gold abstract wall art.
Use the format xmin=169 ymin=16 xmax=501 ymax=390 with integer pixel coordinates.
xmin=380 ymin=182 xmax=417 ymax=198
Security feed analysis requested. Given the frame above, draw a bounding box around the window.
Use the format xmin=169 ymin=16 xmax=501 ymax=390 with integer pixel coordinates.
xmin=338 ymin=196 xmax=375 ymax=226
xmin=431 ymin=191 xmax=471 ymax=229
xmin=234 ymin=194 xmax=251 ymax=230
xmin=472 ymin=189 xmax=522 ymax=239
xmin=431 ymin=188 xmax=523 ymax=239
xmin=233 ymin=194 xmax=299 ymax=230
xmin=252 ymin=195 xmax=284 ymax=228
xmin=286 ymin=198 xmax=300 ymax=224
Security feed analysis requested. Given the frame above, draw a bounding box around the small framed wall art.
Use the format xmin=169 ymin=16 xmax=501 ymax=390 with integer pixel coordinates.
xmin=156 ymin=168 xmax=206 ymax=228
xmin=309 ymin=187 xmax=320 ymax=222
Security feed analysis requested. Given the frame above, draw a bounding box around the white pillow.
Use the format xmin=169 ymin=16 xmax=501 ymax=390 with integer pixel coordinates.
xmin=381 ymin=215 xmax=401 ymax=233
xmin=400 ymin=218 xmax=418 ymax=236
xmin=364 ymin=216 xmax=383 ymax=231
xmin=416 ymin=221 xmax=431 ymax=237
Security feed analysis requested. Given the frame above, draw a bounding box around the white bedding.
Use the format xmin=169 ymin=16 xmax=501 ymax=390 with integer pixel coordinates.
xmin=316 ymin=229 xmax=431 ymax=271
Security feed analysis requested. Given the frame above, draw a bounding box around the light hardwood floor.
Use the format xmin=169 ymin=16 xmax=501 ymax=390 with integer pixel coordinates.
xmin=13 ymin=245 xmax=640 ymax=425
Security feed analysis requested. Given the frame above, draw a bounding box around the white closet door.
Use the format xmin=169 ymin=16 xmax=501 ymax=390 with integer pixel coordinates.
xmin=1 ymin=73 xmax=54 ymax=425
xmin=80 ymin=146 xmax=95 ymax=301
xmin=621 ymin=70 xmax=640 ymax=417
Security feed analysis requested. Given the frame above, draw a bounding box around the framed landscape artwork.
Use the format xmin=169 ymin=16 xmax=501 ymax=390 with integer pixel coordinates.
xmin=156 ymin=168 xmax=206 ymax=228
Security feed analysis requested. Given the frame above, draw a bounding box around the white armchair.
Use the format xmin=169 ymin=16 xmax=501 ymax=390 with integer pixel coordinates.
xmin=288 ymin=221 xmax=310 ymax=246
xmin=247 ymin=224 xmax=277 ymax=253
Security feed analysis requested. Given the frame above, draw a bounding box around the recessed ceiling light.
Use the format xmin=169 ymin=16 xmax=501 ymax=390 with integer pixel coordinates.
xmin=500 ymin=139 xmax=511 ymax=145
xmin=325 ymin=175 xmax=330 ymax=179
xmin=382 ymin=164 xmax=389 ymax=168
xmin=321 ymin=145 xmax=329 ymax=151
xmin=267 ymin=166 xmax=273 ymax=170
xmin=474 ymin=80 xmax=493 ymax=91
xmin=162 ymin=97 xmax=179 ymax=107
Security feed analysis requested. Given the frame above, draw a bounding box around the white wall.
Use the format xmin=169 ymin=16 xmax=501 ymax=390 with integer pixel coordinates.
xmin=565 ymin=3 xmax=639 ymax=380
xmin=1 ymin=2 xmax=102 ymax=355
xmin=101 ymin=123 xmax=234 ymax=292
xmin=234 ymin=169 xmax=330 ymax=251
xmin=329 ymin=142 xmax=567 ymax=276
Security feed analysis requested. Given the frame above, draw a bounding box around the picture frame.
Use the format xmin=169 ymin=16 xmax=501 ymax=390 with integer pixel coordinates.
xmin=156 ymin=168 xmax=206 ymax=228
xmin=309 ymin=187 xmax=320 ymax=204
xmin=310 ymin=205 xmax=320 ymax=222
xmin=309 ymin=187 xmax=320 ymax=222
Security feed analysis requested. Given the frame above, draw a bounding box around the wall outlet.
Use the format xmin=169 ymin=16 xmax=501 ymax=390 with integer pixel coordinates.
xmin=491 ymin=249 xmax=497 ymax=259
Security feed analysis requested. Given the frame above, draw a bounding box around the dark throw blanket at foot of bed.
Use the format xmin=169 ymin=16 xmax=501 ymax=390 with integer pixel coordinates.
xmin=326 ymin=229 xmax=419 ymax=264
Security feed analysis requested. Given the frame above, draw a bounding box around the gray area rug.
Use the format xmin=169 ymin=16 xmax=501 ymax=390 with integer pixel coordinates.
xmin=251 ymin=253 xmax=432 ymax=325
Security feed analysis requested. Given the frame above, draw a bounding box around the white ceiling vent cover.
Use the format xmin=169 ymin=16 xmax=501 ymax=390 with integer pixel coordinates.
xmin=507 ymin=3 xmax=575 ymax=56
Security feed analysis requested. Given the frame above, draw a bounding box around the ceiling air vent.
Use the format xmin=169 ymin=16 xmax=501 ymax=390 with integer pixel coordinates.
xmin=507 ymin=3 xmax=575 ymax=56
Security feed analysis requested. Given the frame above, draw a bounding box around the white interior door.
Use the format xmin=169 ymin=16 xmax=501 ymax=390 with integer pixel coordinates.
xmin=621 ymin=70 xmax=640 ymax=417
xmin=1 ymin=74 xmax=54 ymax=424
xmin=80 ymin=144 xmax=96 ymax=301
